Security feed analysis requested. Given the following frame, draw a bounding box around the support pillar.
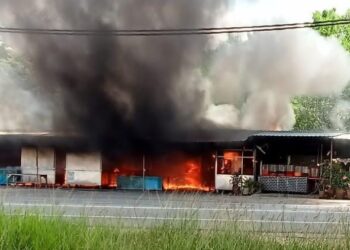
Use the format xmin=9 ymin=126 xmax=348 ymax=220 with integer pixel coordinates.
xmin=214 ymin=151 xmax=218 ymax=192
xmin=142 ymin=154 xmax=145 ymax=191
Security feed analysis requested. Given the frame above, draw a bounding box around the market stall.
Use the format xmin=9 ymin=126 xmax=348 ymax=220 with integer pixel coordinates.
xmin=258 ymin=164 xmax=320 ymax=193
xmin=249 ymin=132 xmax=338 ymax=194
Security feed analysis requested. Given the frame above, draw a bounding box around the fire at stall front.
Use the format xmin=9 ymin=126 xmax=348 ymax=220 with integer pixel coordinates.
xmin=102 ymin=150 xmax=216 ymax=191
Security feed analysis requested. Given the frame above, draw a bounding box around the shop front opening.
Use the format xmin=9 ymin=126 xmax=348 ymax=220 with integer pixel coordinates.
xmin=215 ymin=149 xmax=254 ymax=191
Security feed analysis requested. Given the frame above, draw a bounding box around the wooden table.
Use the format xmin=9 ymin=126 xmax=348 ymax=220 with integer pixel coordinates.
xmin=6 ymin=174 xmax=48 ymax=186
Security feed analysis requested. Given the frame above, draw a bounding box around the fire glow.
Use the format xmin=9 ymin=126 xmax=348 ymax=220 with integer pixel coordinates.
xmin=162 ymin=160 xmax=210 ymax=191
xmin=218 ymin=151 xmax=241 ymax=175
xmin=102 ymin=151 xmax=214 ymax=191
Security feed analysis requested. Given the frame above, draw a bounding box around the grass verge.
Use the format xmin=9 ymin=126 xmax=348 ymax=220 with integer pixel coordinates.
xmin=0 ymin=212 xmax=346 ymax=250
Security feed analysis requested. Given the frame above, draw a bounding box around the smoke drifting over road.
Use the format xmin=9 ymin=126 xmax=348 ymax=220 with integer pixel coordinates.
xmin=0 ymin=0 xmax=350 ymax=148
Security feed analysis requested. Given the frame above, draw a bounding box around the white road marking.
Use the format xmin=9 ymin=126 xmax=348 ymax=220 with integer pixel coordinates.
xmin=2 ymin=202 xmax=350 ymax=214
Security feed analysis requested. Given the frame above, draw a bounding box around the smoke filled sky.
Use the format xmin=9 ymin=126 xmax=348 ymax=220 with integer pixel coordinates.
xmin=0 ymin=0 xmax=349 ymax=147
xmin=227 ymin=0 xmax=350 ymax=23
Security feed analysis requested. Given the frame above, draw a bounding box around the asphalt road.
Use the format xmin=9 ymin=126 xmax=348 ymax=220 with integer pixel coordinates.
xmin=1 ymin=188 xmax=350 ymax=234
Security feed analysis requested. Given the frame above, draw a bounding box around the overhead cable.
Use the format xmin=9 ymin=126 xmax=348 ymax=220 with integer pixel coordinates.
xmin=0 ymin=18 xmax=349 ymax=36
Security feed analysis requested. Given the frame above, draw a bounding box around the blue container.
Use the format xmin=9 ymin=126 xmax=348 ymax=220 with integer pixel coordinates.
xmin=117 ymin=176 xmax=144 ymax=190
xmin=0 ymin=169 xmax=7 ymax=185
xmin=144 ymin=177 xmax=162 ymax=191
xmin=0 ymin=167 xmax=21 ymax=185
xmin=117 ymin=176 xmax=162 ymax=191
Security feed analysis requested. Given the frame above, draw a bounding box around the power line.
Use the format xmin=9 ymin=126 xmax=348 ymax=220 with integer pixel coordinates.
xmin=2 ymin=18 xmax=350 ymax=32
xmin=0 ymin=18 xmax=349 ymax=36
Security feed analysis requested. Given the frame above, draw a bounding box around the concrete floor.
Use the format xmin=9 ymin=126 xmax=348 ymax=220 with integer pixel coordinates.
xmin=1 ymin=188 xmax=350 ymax=233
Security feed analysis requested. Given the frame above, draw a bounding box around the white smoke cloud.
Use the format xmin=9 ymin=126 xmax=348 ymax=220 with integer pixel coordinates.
xmin=205 ymin=29 xmax=350 ymax=130
xmin=0 ymin=45 xmax=52 ymax=131
xmin=330 ymin=99 xmax=350 ymax=130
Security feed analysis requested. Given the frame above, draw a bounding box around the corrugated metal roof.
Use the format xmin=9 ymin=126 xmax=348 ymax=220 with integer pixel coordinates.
xmin=0 ymin=130 xmax=348 ymax=144
xmin=333 ymin=134 xmax=350 ymax=140
xmin=252 ymin=131 xmax=345 ymax=138
xmin=164 ymin=129 xmax=259 ymax=143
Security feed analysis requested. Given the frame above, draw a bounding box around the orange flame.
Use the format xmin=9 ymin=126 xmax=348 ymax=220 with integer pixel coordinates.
xmin=162 ymin=160 xmax=210 ymax=191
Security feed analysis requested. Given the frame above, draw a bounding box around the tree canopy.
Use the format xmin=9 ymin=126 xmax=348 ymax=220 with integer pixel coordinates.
xmin=313 ymin=8 xmax=350 ymax=51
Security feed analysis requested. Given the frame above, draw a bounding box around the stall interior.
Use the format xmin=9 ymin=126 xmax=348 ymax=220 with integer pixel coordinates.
xmin=0 ymin=146 xmax=21 ymax=167
xmin=216 ymin=150 xmax=254 ymax=175
xmin=260 ymin=155 xmax=321 ymax=178
xmin=102 ymin=150 xmax=215 ymax=191
xmin=256 ymin=138 xmax=330 ymax=193
xmin=0 ymin=145 xmax=21 ymax=185
xmin=214 ymin=149 xmax=254 ymax=191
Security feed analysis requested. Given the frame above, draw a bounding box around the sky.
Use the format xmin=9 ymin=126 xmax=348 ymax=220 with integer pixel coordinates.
xmin=226 ymin=0 xmax=350 ymax=25
xmin=0 ymin=0 xmax=350 ymax=133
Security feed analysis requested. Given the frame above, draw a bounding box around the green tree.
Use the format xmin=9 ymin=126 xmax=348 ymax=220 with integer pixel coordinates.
xmin=292 ymin=96 xmax=335 ymax=130
xmin=313 ymin=8 xmax=350 ymax=51
xmin=292 ymin=8 xmax=350 ymax=130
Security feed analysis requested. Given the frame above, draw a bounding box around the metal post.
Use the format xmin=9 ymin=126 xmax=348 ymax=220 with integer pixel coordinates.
xmin=36 ymin=147 xmax=39 ymax=186
xmin=142 ymin=153 xmax=145 ymax=192
xmin=214 ymin=151 xmax=218 ymax=192
xmin=253 ymin=149 xmax=257 ymax=181
xmin=241 ymin=149 xmax=244 ymax=176
xmin=320 ymin=144 xmax=323 ymax=178
xmin=240 ymin=149 xmax=244 ymax=195
xmin=330 ymin=140 xmax=333 ymax=185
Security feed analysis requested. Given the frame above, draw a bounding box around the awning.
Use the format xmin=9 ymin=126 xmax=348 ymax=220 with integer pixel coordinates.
xmin=251 ymin=131 xmax=344 ymax=139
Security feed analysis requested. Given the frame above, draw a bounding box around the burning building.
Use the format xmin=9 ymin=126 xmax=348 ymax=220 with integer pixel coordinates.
xmin=0 ymin=130 xmax=252 ymax=191
xmin=0 ymin=130 xmax=348 ymax=194
xmin=0 ymin=2 xmax=350 ymax=194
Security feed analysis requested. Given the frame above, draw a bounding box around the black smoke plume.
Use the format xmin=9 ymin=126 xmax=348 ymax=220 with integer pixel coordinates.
xmin=0 ymin=0 xmax=228 ymax=149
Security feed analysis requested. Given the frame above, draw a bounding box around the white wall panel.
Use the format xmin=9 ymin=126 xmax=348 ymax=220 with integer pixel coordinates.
xmin=21 ymin=147 xmax=56 ymax=184
xmin=66 ymin=152 xmax=101 ymax=171
xmin=38 ymin=148 xmax=55 ymax=170
xmin=21 ymin=148 xmax=37 ymax=168
xmin=21 ymin=147 xmax=55 ymax=170
xmin=21 ymin=168 xmax=55 ymax=184
xmin=215 ymin=174 xmax=254 ymax=191
xmin=66 ymin=170 xmax=101 ymax=185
